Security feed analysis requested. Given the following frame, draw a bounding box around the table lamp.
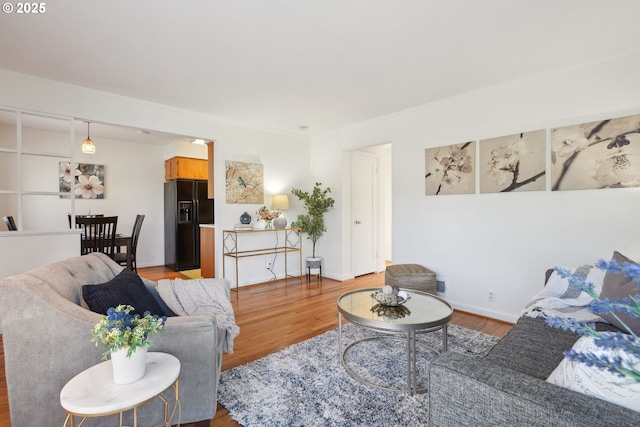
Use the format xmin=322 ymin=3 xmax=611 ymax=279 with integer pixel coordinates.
xmin=271 ymin=194 xmax=290 ymax=229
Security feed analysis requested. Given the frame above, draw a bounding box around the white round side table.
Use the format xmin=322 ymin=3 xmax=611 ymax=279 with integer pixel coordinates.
xmin=60 ymin=352 xmax=181 ymax=427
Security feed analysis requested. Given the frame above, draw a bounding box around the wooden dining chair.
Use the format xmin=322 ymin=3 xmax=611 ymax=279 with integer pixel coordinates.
xmin=3 ymin=216 xmax=17 ymax=231
xmin=68 ymin=213 xmax=104 ymax=229
xmin=76 ymin=216 xmax=118 ymax=258
xmin=114 ymin=214 xmax=145 ymax=272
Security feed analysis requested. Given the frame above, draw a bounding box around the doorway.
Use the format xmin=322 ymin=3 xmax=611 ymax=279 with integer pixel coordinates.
xmin=351 ymin=144 xmax=391 ymax=277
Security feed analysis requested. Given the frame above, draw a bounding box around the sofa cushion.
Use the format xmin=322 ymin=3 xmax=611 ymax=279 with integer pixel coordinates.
xmin=599 ymin=251 xmax=640 ymax=335
xmin=483 ymin=316 xmax=580 ymax=379
xmin=547 ymin=335 xmax=640 ymax=412
xmin=82 ymin=268 xmax=168 ymax=316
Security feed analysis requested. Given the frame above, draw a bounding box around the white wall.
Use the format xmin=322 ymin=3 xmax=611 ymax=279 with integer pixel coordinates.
xmin=213 ymin=124 xmax=310 ymax=286
xmin=313 ymin=50 xmax=640 ymax=322
xmin=0 ymin=70 xmax=310 ymax=283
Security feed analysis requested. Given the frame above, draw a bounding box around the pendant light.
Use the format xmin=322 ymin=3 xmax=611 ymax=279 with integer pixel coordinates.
xmin=82 ymin=122 xmax=96 ymax=154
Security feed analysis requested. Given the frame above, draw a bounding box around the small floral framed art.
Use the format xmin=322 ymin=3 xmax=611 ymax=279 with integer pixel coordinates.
xmin=59 ymin=162 xmax=105 ymax=199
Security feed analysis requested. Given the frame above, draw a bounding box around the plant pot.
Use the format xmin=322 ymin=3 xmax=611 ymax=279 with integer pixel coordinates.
xmin=306 ymin=257 xmax=322 ymax=274
xmin=110 ymin=346 xmax=148 ymax=384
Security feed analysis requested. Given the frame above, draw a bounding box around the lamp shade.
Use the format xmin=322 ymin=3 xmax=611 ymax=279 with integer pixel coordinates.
xmin=82 ymin=122 xmax=96 ymax=154
xmin=82 ymin=137 xmax=96 ymax=154
xmin=271 ymin=194 xmax=290 ymax=211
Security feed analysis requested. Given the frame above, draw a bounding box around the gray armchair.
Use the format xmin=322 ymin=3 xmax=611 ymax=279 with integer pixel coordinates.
xmin=0 ymin=253 xmax=224 ymax=426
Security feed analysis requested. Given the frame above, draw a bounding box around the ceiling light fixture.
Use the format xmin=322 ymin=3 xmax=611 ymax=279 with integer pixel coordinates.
xmin=191 ymin=139 xmax=206 ymax=145
xmin=82 ymin=122 xmax=96 ymax=154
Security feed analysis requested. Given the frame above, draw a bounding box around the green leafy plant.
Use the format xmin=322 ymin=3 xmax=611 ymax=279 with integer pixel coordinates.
xmin=91 ymin=304 xmax=166 ymax=360
xmin=291 ymin=182 xmax=335 ymax=258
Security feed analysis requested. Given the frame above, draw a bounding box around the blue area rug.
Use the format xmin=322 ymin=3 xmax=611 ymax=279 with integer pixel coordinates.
xmin=218 ymin=323 xmax=498 ymax=426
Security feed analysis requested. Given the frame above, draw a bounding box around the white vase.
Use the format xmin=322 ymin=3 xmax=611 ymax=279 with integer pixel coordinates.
xmin=110 ymin=346 xmax=148 ymax=384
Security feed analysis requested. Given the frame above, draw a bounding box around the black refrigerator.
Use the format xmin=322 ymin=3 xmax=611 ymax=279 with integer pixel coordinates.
xmin=164 ymin=179 xmax=214 ymax=271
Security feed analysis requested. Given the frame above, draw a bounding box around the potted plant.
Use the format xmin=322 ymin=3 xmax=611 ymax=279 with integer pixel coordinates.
xmin=291 ymin=182 xmax=335 ymax=276
xmin=91 ymin=304 xmax=166 ymax=384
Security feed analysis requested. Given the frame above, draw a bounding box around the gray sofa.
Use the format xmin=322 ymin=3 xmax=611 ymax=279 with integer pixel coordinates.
xmin=0 ymin=253 xmax=225 ymax=427
xmin=428 ymin=311 xmax=640 ymax=426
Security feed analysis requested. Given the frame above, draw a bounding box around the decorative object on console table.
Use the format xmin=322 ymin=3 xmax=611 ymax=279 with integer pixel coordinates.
xmin=291 ymin=182 xmax=335 ymax=281
xmin=256 ymin=206 xmax=279 ymax=230
xmin=240 ymin=211 xmax=252 ymax=224
xmin=271 ymin=194 xmax=290 ymax=229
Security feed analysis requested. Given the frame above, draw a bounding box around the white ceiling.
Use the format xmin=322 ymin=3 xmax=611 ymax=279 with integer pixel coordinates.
xmin=2 ymin=0 xmax=640 ymax=138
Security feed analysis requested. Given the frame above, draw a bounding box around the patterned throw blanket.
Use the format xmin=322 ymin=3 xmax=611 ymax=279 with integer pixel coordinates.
xmin=157 ymin=278 xmax=240 ymax=353
xmin=522 ymin=265 xmax=606 ymax=323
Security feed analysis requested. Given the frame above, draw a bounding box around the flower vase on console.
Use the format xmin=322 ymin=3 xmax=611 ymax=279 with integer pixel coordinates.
xmin=256 ymin=206 xmax=279 ymax=230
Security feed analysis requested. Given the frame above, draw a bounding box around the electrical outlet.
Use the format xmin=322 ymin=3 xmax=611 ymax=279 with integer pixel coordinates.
xmin=265 ymin=257 xmax=273 ymax=269
xmin=487 ymin=289 xmax=496 ymax=303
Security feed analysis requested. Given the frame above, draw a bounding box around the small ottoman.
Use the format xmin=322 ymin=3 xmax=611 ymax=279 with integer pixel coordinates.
xmin=385 ymin=264 xmax=437 ymax=294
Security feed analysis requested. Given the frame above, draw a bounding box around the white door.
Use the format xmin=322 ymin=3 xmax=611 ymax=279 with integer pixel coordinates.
xmin=352 ymin=151 xmax=378 ymax=276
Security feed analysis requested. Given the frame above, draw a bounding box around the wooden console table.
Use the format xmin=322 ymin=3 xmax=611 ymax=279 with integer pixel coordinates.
xmin=222 ymin=228 xmax=302 ymax=291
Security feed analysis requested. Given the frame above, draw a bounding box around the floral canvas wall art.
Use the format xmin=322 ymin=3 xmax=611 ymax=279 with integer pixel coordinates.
xmin=551 ymin=114 xmax=640 ymax=191
xmin=59 ymin=162 xmax=105 ymax=199
xmin=479 ymin=130 xmax=546 ymax=193
xmin=225 ymin=160 xmax=264 ymax=204
xmin=425 ymin=141 xmax=475 ymax=195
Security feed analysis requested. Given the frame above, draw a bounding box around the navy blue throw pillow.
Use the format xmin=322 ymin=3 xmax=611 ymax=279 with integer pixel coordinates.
xmin=82 ymin=268 xmax=167 ymax=316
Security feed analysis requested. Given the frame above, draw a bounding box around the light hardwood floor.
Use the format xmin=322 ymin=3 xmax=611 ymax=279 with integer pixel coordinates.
xmin=0 ymin=267 xmax=513 ymax=427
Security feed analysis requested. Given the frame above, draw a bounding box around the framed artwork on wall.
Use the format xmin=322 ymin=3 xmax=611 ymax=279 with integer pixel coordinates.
xmin=551 ymin=113 xmax=640 ymax=191
xmin=59 ymin=162 xmax=105 ymax=199
xmin=479 ymin=130 xmax=546 ymax=193
xmin=225 ymin=160 xmax=264 ymax=204
xmin=425 ymin=141 xmax=475 ymax=195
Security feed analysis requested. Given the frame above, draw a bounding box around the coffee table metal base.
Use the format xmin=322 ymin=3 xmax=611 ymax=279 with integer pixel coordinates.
xmin=339 ymin=313 xmax=448 ymax=395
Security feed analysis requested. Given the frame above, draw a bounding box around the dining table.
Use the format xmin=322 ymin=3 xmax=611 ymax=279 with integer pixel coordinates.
xmin=73 ymin=215 xmax=132 ymax=270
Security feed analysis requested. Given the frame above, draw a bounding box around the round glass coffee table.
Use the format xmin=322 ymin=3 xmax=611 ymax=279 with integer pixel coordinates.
xmin=337 ymin=287 xmax=452 ymax=394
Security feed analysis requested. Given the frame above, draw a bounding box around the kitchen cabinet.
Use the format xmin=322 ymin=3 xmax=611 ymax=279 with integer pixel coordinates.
xmin=200 ymin=225 xmax=215 ymax=278
xmin=165 ymin=156 xmax=208 ymax=180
